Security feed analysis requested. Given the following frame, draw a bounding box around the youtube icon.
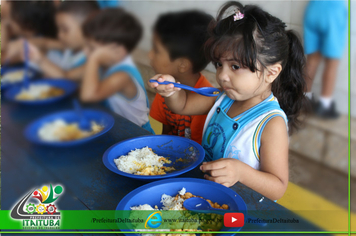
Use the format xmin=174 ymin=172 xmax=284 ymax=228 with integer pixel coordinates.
xmin=224 ymin=213 xmax=244 ymax=227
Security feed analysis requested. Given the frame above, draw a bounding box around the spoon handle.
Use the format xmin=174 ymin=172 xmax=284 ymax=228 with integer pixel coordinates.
xmin=23 ymin=40 xmax=30 ymax=88
xmin=73 ymin=99 xmax=81 ymax=115
xmin=149 ymin=79 xmax=197 ymax=93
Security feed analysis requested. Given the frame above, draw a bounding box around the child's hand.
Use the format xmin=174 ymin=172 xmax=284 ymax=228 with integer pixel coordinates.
xmin=26 ymin=43 xmax=43 ymax=64
xmin=90 ymin=44 xmax=127 ymax=66
xmin=4 ymin=39 xmax=43 ymax=64
xmin=4 ymin=39 xmax=24 ymax=61
xmin=200 ymin=158 xmax=244 ymax=187
xmin=148 ymin=74 xmax=181 ymax=97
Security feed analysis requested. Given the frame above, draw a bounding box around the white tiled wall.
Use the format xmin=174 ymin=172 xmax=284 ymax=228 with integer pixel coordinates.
xmin=122 ymin=0 xmax=352 ymax=116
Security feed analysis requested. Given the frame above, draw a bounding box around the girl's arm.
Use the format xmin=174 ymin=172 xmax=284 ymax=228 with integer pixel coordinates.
xmin=63 ymin=65 xmax=85 ymax=81
xmin=34 ymin=51 xmax=84 ymax=81
xmin=148 ymin=75 xmax=217 ymax=116
xmin=201 ymin=116 xmax=289 ymax=200
xmin=28 ymin=38 xmax=65 ymax=51
xmin=5 ymin=40 xmax=83 ymax=80
xmin=28 ymin=38 xmax=81 ymax=80
xmin=40 ymin=59 xmax=85 ymax=81
xmin=80 ymin=54 xmax=132 ymax=102
xmin=3 ymin=39 xmax=27 ymax=64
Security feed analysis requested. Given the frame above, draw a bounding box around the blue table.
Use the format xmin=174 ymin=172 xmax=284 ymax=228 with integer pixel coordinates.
xmin=1 ymin=94 xmax=326 ymax=235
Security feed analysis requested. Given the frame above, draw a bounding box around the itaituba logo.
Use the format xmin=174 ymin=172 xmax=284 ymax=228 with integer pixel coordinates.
xmin=11 ymin=184 xmax=63 ymax=230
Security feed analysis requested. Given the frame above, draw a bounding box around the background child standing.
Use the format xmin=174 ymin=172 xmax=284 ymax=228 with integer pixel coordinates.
xmin=303 ymin=0 xmax=347 ymax=119
xmin=149 ymin=1 xmax=307 ymax=200
xmin=149 ymin=10 xmax=213 ymax=144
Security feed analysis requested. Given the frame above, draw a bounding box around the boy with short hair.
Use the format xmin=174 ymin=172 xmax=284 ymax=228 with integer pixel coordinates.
xmin=149 ymin=10 xmax=213 ymax=143
xmin=80 ymin=8 xmax=154 ymax=133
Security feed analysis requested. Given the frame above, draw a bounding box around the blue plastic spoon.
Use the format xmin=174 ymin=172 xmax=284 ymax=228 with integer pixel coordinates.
xmin=149 ymin=79 xmax=220 ymax=97
xmin=23 ymin=40 xmax=30 ymax=89
xmin=73 ymin=99 xmax=91 ymax=131
xmin=184 ymin=197 xmax=267 ymax=227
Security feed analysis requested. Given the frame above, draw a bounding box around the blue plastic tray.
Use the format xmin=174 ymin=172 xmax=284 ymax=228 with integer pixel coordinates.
xmin=24 ymin=109 xmax=114 ymax=146
xmin=103 ymin=135 xmax=205 ymax=180
xmin=116 ymin=178 xmax=247 ymax=235
xmin=4 ymin=79 xmax=77 ymax=105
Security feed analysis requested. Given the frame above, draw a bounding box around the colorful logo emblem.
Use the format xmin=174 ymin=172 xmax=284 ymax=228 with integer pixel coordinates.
xmin=145 ymin=211 xmax=162 ymax=229
xmin=11 ymin=184 xmax=64 ymax=229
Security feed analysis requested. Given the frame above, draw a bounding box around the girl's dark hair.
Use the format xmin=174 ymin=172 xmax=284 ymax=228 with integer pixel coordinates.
xmin=82 ymin=8 xmax=142 ymax=52
xmin=205 ymin=1 xmax=307 ymax=134
xmin=10 ymin=1 xmax=57 ymax=38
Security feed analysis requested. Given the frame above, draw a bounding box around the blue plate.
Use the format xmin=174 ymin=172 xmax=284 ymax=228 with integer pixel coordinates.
xmin=116 ymin=178 xmax=247 ymax=235
xmin=4 ymin=79 xmax=77 ymax=105
xmin=24 ymin=109 xmax=114 ymax=146
xmin=1 ymin=66 xmax=35 ymax=90
xmin=103 ymin=135 xmax=205 ymax=181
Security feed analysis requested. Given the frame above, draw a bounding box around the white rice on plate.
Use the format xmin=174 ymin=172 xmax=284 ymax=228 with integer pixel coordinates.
xmin=16 ymin=84 xmax=52 ymax=99
xmin=2 ymin=70 xmax=25 ymax=83
xmin=114 ymin=147 xmax=174 ymax=175
xmin=38 ymin=119 xmax=103 ymax=142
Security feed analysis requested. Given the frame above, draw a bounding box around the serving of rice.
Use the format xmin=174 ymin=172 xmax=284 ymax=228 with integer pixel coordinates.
xmin=16 ymin=84 xmax=64 ymax=101
xmin=114 ymin=147 xmax=175 ymax=175
xmin=38 ymin=119 xmax=104 ymax=142
xmin=2 ymin=70 xmax=25 ymax=84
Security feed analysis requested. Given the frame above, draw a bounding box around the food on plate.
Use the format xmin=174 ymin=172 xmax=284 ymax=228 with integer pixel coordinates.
xmin=38 ymin=119 xmax=104 ymax=142
xmin=131 ymin=188 xmax=228 ymax=236
xmin=15 ymin=84 xmax=64 ymax=101
xmin=1 ymin=70 xmax=26 ymax=84
xmin=114 ymin=147 xmax=175 ymax=175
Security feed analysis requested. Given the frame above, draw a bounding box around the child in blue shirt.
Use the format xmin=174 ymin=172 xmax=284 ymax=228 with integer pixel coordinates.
xmin=303 ymin=0 xmax=347 ymax=118
xmin=31 ymin=1 xmax=100 ymax=80
xmin=149 ymin=1 xmax=307 ymax=200
xmin=80 ymin=8 xmax=154 ymax=134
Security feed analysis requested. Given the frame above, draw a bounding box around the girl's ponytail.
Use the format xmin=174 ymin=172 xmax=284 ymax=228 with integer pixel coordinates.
xmin=272 ymin=30 xmax=307 ymax=134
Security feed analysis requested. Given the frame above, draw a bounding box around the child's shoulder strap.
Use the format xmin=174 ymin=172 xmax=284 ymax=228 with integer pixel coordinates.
xmin=103 ymin=61 xmax=149 ymax=107
xmin=237 ymin=99 xmax=284 ymax=128
xmin=222 ymin=98 xmax=286 ymax=158
xmin=251 ymin=109 xmax=288 ymax=161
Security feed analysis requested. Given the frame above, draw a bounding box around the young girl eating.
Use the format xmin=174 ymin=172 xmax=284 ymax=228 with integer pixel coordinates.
xmin=148 ymin=1 xmax=307 ymax=200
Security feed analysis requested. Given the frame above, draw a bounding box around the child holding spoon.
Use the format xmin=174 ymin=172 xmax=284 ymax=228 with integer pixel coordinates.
xmin=149 ymin=1 xmax=307 ymax=200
